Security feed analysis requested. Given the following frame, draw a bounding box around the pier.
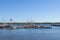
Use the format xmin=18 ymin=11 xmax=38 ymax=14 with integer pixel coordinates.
xmin=0 ymin=22 xmax=54 ymax=29
xmin=0 ymin=22 xmax=60 ymax=29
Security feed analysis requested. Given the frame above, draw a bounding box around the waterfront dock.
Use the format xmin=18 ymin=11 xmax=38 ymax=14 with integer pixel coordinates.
xmin=0 ymin=22 xmax=53 ymax=29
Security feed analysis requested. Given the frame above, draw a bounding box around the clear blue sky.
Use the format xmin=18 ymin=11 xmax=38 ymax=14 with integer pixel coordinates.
xmin=0 ymin=0 xmax=60 ymax=22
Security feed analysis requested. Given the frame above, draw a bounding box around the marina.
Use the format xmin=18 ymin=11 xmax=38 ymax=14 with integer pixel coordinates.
xmin=0 ymin=0 xmax=60 ymax=40
xmin=0 ymin=22 xmax=60 ymax=29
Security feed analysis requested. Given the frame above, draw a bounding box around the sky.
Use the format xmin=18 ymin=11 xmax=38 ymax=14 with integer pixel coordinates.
xmin=0 ymin=0 xmax=60 ymax=22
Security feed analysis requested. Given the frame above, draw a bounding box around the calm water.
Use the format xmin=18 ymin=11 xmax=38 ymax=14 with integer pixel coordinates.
xmin=0 ymin=28 xmax=60 ymax=40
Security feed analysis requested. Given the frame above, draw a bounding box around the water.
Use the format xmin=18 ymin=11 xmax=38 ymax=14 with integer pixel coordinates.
xmin=0 ymin=28 xmax=60 ymax=40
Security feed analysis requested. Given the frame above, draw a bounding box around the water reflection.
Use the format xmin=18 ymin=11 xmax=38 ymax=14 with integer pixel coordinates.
xmin=0 ymin=28 xmax=60 ymax=40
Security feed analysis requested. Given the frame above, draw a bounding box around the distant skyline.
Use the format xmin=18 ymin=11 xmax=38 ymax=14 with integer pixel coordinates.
xmin=0 ymin=0 xmax=60 ymax=22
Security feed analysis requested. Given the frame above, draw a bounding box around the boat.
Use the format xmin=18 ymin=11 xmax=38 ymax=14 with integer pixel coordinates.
xmin=39 ymin=26 xmax=52 ymax=29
